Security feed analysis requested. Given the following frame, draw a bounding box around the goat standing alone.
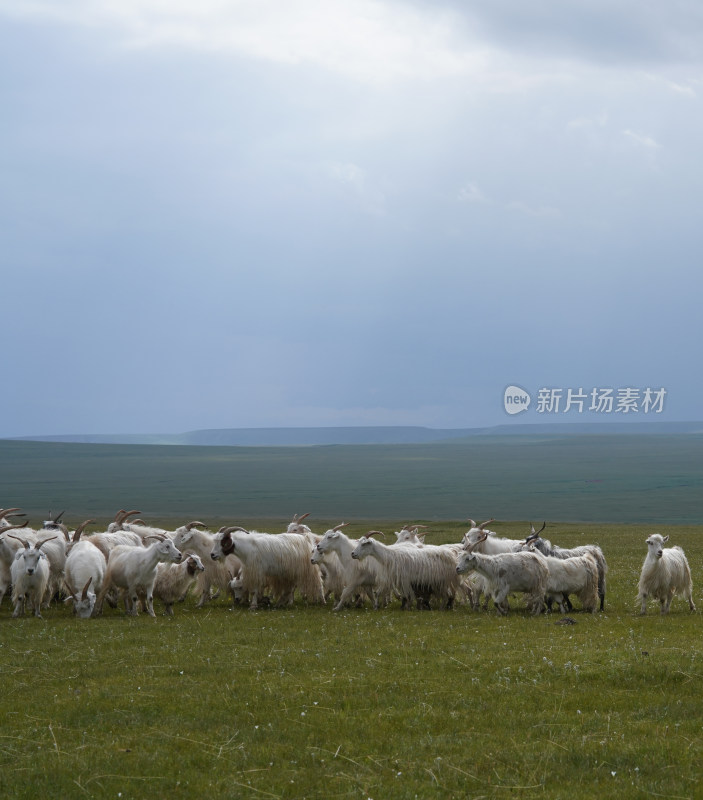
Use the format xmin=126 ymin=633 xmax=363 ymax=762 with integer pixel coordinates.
xmin=637 ymin=534 xmax=696 ymax=615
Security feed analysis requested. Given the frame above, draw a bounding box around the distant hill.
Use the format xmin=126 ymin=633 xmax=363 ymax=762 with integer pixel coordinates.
xmin=6 ymin=421 xmax=703 ymax=446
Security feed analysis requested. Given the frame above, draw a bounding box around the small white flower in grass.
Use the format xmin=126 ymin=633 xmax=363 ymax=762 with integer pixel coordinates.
xmin=301 ymin=712 xmax=305 ymax=717
xmin=577 ymin=710 xmax=581 ymax=715
xmin=611 ymin=771 xmax=617 ymax=777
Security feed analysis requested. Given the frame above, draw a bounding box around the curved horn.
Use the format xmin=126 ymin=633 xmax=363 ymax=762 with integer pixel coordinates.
xmin=292 ymin=513 xmax=311 ymax=523
xmin=120 ymin=510 xmax=142 ymax=523
xmin=0 ymin=508 xmax=22 ymax=518
xmin=185 ymin=521 xmax=207 ymax=531
xmin=36 ymin=536 xmax=58 ymax=549
xmin=114 ymin=509 xmax=127 ymax=523
xmin=81 ymin=576 xmax=93 ymax=600
xmin=465 ymin=530 xmax=489 ymax=552
xmin=6 ymin=532 xmax=31 ymax=548
xmin=145 ymin=534 xmax=167 ymax=542
xmin=221 ymin=526 xmax=250 ymax=535
xmin=536 ymin=521 xmax=546 ymax=535
xmin=467 ymin=518 xmax=477 ymax=528
xmin=72 ymin=519 xmax=96 ymax=542
xmin=333 ymin=522 xmax=349 ymax=532
xmin=365 ymin=530 xmax=386 ymax=539
xmin=0 ymin=520 xmax=28 ymax=531
xmin=477 ymin=518 xmax=495 ymax=531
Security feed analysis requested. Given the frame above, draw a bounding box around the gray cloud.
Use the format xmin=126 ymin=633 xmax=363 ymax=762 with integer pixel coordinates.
xmin=1 ymin=1 xmax=701 ymax=435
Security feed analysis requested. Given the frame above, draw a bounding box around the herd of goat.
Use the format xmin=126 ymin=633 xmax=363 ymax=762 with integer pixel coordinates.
xmin=0 ymin=507 xmax=696 ymax=620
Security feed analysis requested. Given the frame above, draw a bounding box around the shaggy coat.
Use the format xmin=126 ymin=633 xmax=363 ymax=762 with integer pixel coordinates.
xmin=351 ymin=535 xmax=462 ymax=610
xmin=64 ymin=540 xmax=107 ymax=618
xmin=535 ymin=550 xmax=600 ymax=613
xmin=456 ymin=550 xmax=548 ymax=615
xmin=171 ymin=524 xmax=243 ymax=607
xmin=523 ymin=535 xmax=608 ymax=612
xmin=638 ymin=534 xmax=695 ymax=615
xmin=211 ymin=528 xmax=325 ymax=610
xmin=314 ymin=529 xmax=386 ymax=610
xmin=94 ymin=537 xmax=183 ymax=617
xmin=10 ymin=536 xmax=56 ymax=618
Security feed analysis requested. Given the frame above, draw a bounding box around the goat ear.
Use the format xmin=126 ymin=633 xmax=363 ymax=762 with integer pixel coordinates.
xmin=663 ymin=535 xmax=669 ymax=543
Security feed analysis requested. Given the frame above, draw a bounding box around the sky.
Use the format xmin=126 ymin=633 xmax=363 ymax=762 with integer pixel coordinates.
xmin=2 ymin=0 xmax=702 ymax=435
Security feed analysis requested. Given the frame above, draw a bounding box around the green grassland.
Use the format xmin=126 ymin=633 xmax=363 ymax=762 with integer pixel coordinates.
xmin=1 ymin=437 xmax=703 ymax=798
xmin=1 ymin=521 xmax=703 ymax=800
xmin=1 ymin=433 xmax=702 ymax=524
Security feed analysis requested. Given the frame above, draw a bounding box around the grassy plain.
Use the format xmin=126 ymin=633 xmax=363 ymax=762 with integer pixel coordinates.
xmin=1 ymin=433 xmax=703 ymax=523
xmin=1 ymin=521 xmax=703 ymax=800
xmin=1 ymin=436 xmax=702 ymax=798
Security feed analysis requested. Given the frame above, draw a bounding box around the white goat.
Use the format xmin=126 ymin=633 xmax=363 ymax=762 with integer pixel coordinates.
xmin=171 ymin=521 xmax=242 ymax=606
xmin=151 ymin=553 xmax=206 ymax=615
xmin=637 ymin=534 xmax=696 ymax=615
xmin=393 ymin=524 xmax=428 ymax=546
xmin=351 ymin=532 xmax=462 ymax=610
xmin=64 ymin=521 xmax=106 ymax=618
xmin=9 ymin=533 xmax=57 ymax=618
xmin=106 ymin=509 xmax=143 ymax=533
xmin=525 ymin=542 xmax=599 ymax=613
xmin=0 ymin=522 xmax=37 ymax=605
xmin=521 ymin=524 xmax=608 ymax=611
xmin=94 ymin=535 xmax=183 ymax=617
xmin=456 ymin=531 xmax=548 ymax=615
xmin=286 ymin=513 xmax=313 ymax=535
xmin=462 ymin=518 xmax=525 ymax=554
xmin=309 ymin=544 xmax=347 ymax=605
xmin=34 ymin=516 xmax=74 ymax=606
xmin=313 ymin=524 xmax=384 ymax=611
xmin=211 ymin=526 xmax=324 ymax=610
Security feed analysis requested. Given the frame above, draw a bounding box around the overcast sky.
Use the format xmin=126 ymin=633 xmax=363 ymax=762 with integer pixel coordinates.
xmin=2 ymin=1 xmax=702 ymax=435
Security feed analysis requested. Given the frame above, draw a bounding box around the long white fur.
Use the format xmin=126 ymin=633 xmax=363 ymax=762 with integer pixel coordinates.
xmin=456 ymin=549 xmax=548 ymax=615
xmin=10 ymin=536 xmax=55 ymax=618
xmin=314 ymin=528 xmax=385 ymax=611
xmin=526 ymin=544 xmax=599 ymax=613
xmin=64 ymin=540 xmax=107 ymax=618
xmin=151 ymin=553 xmax=206 ymax=615
xmin=637 ymin=533 xmax=695 ymax=615
xmin=171 ymin=523 xmax=242 ymax=607
xmin=351 ymin=535 xmax=462 ymax=610
xmin=211 ymin=528 xmax=325 ymax=610
xmin=94 ymin=537 xmax=183 ymax=617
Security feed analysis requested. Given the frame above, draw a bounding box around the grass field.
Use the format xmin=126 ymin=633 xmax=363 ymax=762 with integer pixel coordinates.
xmin=1 ymin=520 xmax=702 ymax=800
xmin=1 ymin=433 xmax=703 ymax=524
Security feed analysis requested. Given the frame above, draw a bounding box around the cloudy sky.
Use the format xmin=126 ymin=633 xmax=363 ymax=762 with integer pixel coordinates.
xmin=2 ymin=0 xmax=702 ymax=435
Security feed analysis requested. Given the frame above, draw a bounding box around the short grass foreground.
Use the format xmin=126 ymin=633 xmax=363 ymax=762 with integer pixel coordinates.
xmin=1 ymin=522 xmax=702 ymax=800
